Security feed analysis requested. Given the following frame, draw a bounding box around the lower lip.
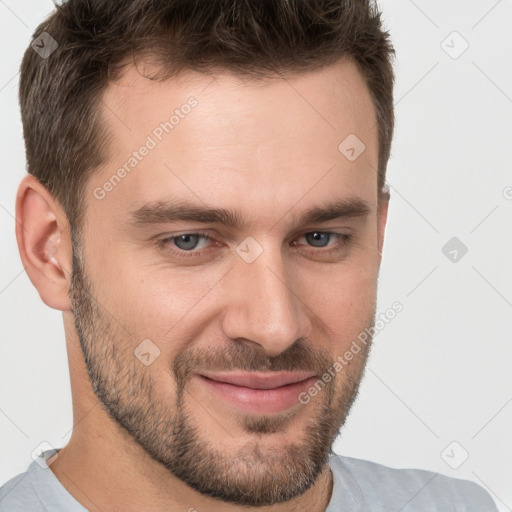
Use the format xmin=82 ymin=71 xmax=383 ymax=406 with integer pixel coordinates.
xmin=196 ymin=375 xmax=317 ymax=414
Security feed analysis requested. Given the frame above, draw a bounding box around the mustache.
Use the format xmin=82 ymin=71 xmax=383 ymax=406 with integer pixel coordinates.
xmin=173 ymin=338 xmax=333 ymax=383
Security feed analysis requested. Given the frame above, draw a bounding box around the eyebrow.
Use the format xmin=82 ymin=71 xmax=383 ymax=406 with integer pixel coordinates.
xmin=128 ymin=196 xmax=371 ymax=231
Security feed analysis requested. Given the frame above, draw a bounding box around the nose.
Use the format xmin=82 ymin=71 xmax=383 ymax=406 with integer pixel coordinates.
xmin=220 ymin=244 xmax=312 ymax=357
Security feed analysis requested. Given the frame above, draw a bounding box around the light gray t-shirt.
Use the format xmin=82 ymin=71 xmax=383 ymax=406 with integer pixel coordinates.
xmin=0 ymin=449 xmax=498 ymax=511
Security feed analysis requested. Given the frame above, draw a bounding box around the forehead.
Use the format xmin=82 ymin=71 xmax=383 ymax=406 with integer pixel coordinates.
xmin=88 ymin=58 xmax=378 ymax=225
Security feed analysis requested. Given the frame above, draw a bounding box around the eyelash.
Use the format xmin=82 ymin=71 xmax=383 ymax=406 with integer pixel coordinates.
xmin=156 ymin=230 xmax=353 ymax=260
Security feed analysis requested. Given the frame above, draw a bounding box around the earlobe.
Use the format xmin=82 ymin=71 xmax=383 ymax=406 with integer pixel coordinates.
xmin=15 ymin=174 xmax=72 ymax=311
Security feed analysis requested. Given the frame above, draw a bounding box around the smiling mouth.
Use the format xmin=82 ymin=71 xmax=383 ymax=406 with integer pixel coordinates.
xmin=195 ymin=371 xmax=317 ymax=414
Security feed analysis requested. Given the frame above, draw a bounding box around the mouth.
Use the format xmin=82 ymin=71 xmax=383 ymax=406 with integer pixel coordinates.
xmin=194 ymin=371 xmax=318 ymax=414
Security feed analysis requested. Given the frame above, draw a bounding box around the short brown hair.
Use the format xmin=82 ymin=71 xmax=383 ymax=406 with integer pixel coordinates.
xmin=19 ymin=0 xmax=395 ymax=233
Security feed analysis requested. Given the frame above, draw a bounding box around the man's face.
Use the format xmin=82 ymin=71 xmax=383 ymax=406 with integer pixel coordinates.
xmin=70 ymin=58 xmax=386 ymax=506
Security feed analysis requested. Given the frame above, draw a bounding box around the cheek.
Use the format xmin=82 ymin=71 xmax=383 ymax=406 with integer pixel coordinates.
xmin=86 ymin=227 xmax=214 ymax=322
xmin=296 ymin=252 xmax=379 ymax=348
xmin=312 ymin=272 xmax=376 ymax=337
xmin=90 ymin=257 xmax=227 ymax=369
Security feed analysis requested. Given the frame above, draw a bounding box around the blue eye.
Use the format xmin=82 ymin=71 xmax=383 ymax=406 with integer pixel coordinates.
xmin=172 ymin=233 xmax=209 ymax=251
xmin=304 ymin=232 xmax=332 ymax=248
xmin=157 ymin=231 xmax=214 ymax=258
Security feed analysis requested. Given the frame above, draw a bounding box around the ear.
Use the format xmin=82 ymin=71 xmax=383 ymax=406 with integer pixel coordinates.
xmin=15 ymin=174 xmax=73 ymax=311
xmin=376 ymin=185 xmax=390 ymax=264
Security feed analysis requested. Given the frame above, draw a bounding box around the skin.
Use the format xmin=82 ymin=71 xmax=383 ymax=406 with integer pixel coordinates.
xmin=15 ymin=56 xmax=389 ymax=511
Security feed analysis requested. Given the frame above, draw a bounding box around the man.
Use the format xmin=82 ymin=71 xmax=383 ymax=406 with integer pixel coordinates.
xmin=0 ymin=0 xmax=498 ymax=510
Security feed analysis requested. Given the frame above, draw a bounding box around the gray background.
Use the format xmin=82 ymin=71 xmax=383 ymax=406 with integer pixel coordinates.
xmin=1 ymin=1 xmax=511 ymax=509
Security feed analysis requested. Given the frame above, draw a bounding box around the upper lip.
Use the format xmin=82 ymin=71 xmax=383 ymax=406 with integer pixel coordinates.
xmin=198 ymin=371 xmax=316 ymax=390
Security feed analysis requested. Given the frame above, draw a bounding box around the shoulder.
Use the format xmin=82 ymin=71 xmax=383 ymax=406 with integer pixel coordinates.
xmin=329 ymin=453 xmax=498 ymax=511
xmin=0 ymin=470 xmax=43 ymax=511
